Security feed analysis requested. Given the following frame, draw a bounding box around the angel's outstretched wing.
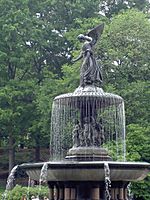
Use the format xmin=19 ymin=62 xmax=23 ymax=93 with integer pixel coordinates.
xmin=87 ymin=23 xmax=104 ymax=46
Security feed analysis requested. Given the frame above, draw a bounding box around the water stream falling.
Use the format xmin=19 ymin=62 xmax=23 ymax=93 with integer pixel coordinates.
xmin=104 ymin=162 xmax=111 ymax=200
xmin=50 ymin=87 xmax=126 ymax=161
xmin=38 ymin=162 xmax=48 ymax=198
xmin=122 ymin=102 xmax=126 ymax=161
xmin=2 ymin=165 xmax=19 ymax=200
xmin=27 ymin=176 xmax=31 ymax=200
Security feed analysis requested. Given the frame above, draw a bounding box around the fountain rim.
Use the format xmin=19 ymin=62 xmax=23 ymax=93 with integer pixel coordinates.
xmin=54 ymin=93 xmax=123 ymax=101
xmin=19 ymin=161 xmax=150 ymax=182
xmin=54 ymin=92 xmax=123 ymax=101
xmin=54 ymin=86 xmax=123 ymax=102
xmin=19 ymin=161 xmax=150 ymax=170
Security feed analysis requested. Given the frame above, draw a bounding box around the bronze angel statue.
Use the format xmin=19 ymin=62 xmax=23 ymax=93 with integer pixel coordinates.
xmin=73 ymin=24 xmax=104 ymax=87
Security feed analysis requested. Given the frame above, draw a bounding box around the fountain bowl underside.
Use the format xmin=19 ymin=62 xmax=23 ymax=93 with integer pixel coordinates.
xmin=20 ymin=161 xmax=150 ymax=182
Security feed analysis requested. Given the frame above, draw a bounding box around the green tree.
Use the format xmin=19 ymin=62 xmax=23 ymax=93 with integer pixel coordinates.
xmin=99 ymin=0 xmax=150 ymax=18
xmin=0 ymin=0 xmax=35 ymax=172
xmin=0 ymin=80 xmax=35 ymax=172
xmin=98 ymin=9 xmax=150 ymax=88
xmin=24 ymin=0 xmax=101 ymax=77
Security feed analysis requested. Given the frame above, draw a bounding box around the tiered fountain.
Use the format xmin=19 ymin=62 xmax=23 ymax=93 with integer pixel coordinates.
xmin=19 ymin=24 xmax=150 ymax=200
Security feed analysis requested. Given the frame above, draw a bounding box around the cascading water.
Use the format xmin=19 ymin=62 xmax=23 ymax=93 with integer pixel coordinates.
xmin=38 ymin=162 xmax=48 ymax=198
xmin=122 ymin=102 xmax=126 ymax=161
xmin=6 ymin=165 xmax=19 ymax=190
xmin=2 ymin=165 xmax=19 ymax=200
xmin=104 ymin=162 xmax=111 ymax=200
xmin=50 ymin=86 xmax=126 ymax=161
xmin=27 ymin=176 xmax=31 ymax=200
xmin=39 ymin=162 xmax=48 ymax=184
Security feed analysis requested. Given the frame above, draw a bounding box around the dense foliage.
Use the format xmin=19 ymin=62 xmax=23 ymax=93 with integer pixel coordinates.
xmin=0 ymin=0 xmax=150 ymax=199
xmin=1 ymin=185 xmax=48 ymax=200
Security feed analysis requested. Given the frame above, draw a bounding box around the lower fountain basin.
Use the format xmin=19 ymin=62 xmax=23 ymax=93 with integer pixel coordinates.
xmin=20 ymin=161 xmax=150 ymax=182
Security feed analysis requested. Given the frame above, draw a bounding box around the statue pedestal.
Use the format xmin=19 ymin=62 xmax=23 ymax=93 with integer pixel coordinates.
xmin=65 ymin=147 xmax=112 ymax=161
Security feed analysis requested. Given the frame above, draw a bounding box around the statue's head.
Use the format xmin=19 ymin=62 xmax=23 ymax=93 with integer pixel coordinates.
xmin=77 ymin=34 xmax=85 ymax=42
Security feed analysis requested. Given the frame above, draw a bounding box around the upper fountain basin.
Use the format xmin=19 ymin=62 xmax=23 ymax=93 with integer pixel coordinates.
xmin=54 ymin=86 xmax=123 ymax=107
xmin=20 ymin=161 xmax=150 ymax=182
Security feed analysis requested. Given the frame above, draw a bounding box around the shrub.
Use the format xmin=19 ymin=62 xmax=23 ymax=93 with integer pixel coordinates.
xmin=0 ymin=187 xmax=5 ymax=199
xmin=2 ymin=185 xmax=49 ymax=200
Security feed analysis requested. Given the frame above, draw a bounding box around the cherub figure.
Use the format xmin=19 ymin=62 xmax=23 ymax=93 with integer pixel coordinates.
xmin=91 ymin=117 xmax=105 ymax=147
xmin=83 ymin=117 xmax=93 ymax=146
xmin=73 ymin=24 xmax=104 ymax=87
xmin=72 ymin=120 xmax=81 ymax=147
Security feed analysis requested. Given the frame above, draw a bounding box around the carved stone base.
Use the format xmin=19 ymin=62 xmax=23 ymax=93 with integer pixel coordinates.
xmin=65 ymin=147 xmax=112 ymax=161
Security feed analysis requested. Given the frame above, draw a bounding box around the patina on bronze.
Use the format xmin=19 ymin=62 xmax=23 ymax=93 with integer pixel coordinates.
xmin=73 ymin=24 xmax=104 ymax=87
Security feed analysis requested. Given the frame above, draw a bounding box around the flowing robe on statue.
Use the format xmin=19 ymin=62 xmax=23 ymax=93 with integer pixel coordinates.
xmin=80 ymin=42 xmax=102 ymax=87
